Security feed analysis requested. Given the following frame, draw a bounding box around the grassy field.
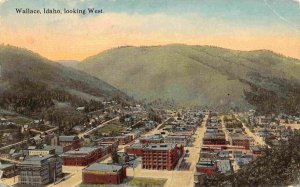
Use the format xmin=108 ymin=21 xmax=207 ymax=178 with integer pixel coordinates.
xmin=128 ymin=177 xmax=167 ymax=187
xmin=97 ymin=121 xmax=124 ymax=136
xmin=79 ymin=184 xmax=104 ymax=187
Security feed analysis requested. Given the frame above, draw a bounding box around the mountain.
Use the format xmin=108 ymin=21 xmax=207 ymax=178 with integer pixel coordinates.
xmin=0 ymin=45 xmax=128 ymax=116
xmin=77 ymin=44 xmax=300 ymax=113
xmin=57 ymin=60 xmax=80 ymax=68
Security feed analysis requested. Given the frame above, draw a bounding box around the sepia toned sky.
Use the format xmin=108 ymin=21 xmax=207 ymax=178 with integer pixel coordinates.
xmin=0 ymin=0 xmax=300 ymax=60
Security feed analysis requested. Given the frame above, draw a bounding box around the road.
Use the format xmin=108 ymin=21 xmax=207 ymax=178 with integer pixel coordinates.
xmin=235 ymin=114 xmax=266 ymax=146
xmin=142 ymin=117 xmax=171 ymax=137
xmin=186 ymin=115 xmax=207 ymax=172
xmin=51 ymin=116 xmax=174 ymax=186
xmin=0 ymin=139 xmax=28 ymax=151
xmin=78 ymin=116 xmax=119 ymax=138
xmin=221 ymin=116 xmax=229 ymax=141
xmin=49 ymin=166 xmax=84 ymax=187
xmin=127 ymin=115 xmax=208 ymax=187
xmin=0 ymin=156 xmax=21 ymax=164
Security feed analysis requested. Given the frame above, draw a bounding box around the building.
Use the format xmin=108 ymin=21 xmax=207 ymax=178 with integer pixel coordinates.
xmin=203 ymin=133 xmax=226 ymax=145
xmin=82 ymin=163 xmax=126 ymax=185
xmin=229 ymin=134 xmax=250 ymax=149
xmin=165 ymin=135 xmax=190 ymax=146
xmin=125 ymin=143 xmax=145 ymax=156
xmin=43 ymin=145 xmax=65 ymax=155
xmin=28 ymin=148 xmax=55 ymax=156
xmin=216 ymin=159 xmax=232 ymax=173
xmin=142 ymin=144 xmax=184 ymax=170
xmin=196 ymin=160 xmax=217 ymax=176
xmin=58 ymin=135 xmax=81 ymax=151
xmin=0 ymin=164 xmax=16 ymax=178
xmin=140 ymin=134 xmax=164 ymax=144
xmin=61 ymin=145 xmax=112 ymax=166
xmin=194 ymin=172 xmax=207 ymax=187
xmin=102 ymin=135 xmax=133 ymax=145
xmin=18 ymin=155 xmax=62 ymax=186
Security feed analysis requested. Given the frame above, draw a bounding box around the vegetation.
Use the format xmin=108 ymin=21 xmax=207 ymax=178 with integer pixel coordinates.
xmin=111 ymin=151 xmax=119 ymax=164
xmin=79 ymin=184 xmax=104 ymax=187
xmin=207 ymin=134 xmax=300 ymax=186
xmin=148 ymin=109 xmax=162 ymax=123
xmin=41 ymin=106 xmax=87 ymax=135
xmin=78 ymin=44 xmax=300 ymax=112
xmin=0 ymin=45 xmax=128 ymax=114
xmin=244 ymin=76 xmax=300 ymax=115
xmin=96 ymin=121 xmax=124 ymax=136
xmin=128 ymin=177 xmax=167 ymax=187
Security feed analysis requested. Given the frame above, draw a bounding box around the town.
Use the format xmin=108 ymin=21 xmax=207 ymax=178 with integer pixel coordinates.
xmin=1 ymin=100 xmax=299 ymax=187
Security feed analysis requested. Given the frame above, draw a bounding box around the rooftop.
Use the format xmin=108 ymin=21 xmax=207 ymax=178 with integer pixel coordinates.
xmin=43 ymin=145 xmax=64 ymax=155
xmin=84 ymin=163 xmax=123 ymax=172
xmin=144 ymin=143 xmax=176 ymax=151
xmin=19 ymin=155 xmax=55 ymax=166
xmin=63 ymin=146 xmax=100 ymax=155
xmin=229 ymin=133 xmax=248 ymax=140
xmin=59 ymin=135 xmax=78 ymax=142
xmin=127 ymin=143 xmax=145 ymax=149
xmin=0 ymin=164 xmax=14 ymax=170
xmin=140 ymin=134 xmax=163 ymax=141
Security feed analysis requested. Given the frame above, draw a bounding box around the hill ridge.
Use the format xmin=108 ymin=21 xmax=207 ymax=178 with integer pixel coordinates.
xmin=77 ymin=44 xmax=300 ymax=113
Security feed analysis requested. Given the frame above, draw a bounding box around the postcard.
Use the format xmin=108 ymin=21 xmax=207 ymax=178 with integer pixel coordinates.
xmin=0 ymin=0 xmax=299 ymax=187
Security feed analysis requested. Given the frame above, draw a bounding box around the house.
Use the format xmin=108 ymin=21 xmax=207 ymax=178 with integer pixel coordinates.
xmin=72 ymin=125 xmax=84 ymax=133
xmin=76 ymin=107 xmax=85 ymax=112
xmin=101 ymin=135 xmax=132 ymax=145
xmin=82 ymin=163 xmax=126 ymax=185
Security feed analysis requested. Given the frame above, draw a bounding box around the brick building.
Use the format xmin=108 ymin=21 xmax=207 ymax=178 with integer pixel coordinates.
xmin=203 ymin=133 xmax=226 ymax=145
xmin=61 ymin=145 xmax=113 ymax=166
xmin=229 ymin=134 xmax=250 ymax=149
xmin=140 ymin=134 xmax=164 ymax=144
xmin=82 ymin=163 xmax=126 ymax=185
xmin=196 ymin=160 xmax=217 ymax=176
xmin=58 ymin=135 xmax=81 ymax=151
xmin=125 ymin=143 xmax=145 ymax=156
xmin=142 ymin=144 xmax=184 ymax=170
xmin=18 ymin=155 xmax=62 ymax=186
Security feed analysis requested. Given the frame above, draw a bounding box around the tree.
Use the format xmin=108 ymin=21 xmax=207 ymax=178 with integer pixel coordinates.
xmin=112 ymin=151 xmax=119 ymax=164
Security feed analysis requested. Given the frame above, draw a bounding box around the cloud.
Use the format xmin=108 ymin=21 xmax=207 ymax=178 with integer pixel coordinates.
xmin=0 ymin=0 xmax=6 ymax=6
xmin=0 ymin=0 xmax=299 ymax=60
xmin=292 ymin=0 xmax=300 ymax=4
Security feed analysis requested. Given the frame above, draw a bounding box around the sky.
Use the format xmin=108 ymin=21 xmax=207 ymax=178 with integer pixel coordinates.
xmin=0 ymin=0 xmax=300 ymax=61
